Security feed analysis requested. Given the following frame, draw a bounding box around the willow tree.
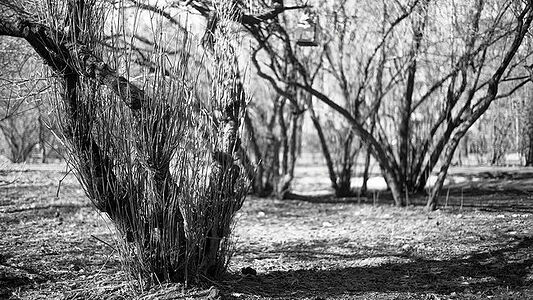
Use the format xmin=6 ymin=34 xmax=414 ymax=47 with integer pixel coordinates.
xmin=0 ymin=0 xmax=249 ymax=284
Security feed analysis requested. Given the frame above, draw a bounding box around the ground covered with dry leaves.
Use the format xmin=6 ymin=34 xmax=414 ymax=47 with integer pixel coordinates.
xmin=1 ymin=164 xmax=533 ymax=299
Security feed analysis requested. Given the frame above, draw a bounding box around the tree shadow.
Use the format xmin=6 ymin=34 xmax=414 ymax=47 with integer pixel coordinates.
xmin=289 ymin=169 xmax=533 ymax=212
xmin=286 ymin=186 xmax=533 ymax=213
xmin=283 ymin=192 xmax=368 ymax=204
xmin=224 ymin=236 xmax=533 ymax=298
xmin=0 ymin=252 xmax=50 ymax=298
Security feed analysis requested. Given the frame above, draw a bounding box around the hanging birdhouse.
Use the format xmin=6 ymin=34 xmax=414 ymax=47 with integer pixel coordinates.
xmin=296 ymin=10 xmax=318 ymax=47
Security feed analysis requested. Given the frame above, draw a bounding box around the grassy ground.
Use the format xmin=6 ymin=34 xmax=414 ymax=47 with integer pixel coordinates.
xmin=1 ymin=165 xmax=533 ymax=299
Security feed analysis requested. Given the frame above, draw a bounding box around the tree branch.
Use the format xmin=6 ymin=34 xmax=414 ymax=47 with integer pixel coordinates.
xmin=0 ymin=4 xmax=146 ymax=110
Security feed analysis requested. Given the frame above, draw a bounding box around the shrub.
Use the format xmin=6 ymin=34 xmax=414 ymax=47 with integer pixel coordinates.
xmin=42 ymin=0 xmax=249 ymax=286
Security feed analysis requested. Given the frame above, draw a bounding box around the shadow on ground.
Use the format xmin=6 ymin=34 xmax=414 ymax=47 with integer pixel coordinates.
xmin=224 ymin=236 xmax=533 ymax=298
xmin=288 ymin=169 xmax=533 ymax=213
xmin=287 ymin=187 xmax=533 ymax=213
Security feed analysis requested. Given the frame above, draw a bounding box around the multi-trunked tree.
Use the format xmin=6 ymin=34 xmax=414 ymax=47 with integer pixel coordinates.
xmin=0 ymin=0 xmax=249 ymax=284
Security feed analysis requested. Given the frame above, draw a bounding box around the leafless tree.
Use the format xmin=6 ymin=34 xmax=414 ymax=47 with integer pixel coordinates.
xmin=225 ymin=0 xmax=533 ymax=209
xmin=158 ymin=0 xmax=533 ymax=211
xmin=243 ymin=79 xmax=304 ymax=199
xmin=0 ymin=0 xmax=249 ymax=284
xmin=0 ymin=37 xmax=49 ymax=162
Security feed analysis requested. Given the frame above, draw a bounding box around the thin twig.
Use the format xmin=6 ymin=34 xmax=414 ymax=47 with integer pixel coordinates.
xmin=56 ymin=167 xmax=73 ymax=198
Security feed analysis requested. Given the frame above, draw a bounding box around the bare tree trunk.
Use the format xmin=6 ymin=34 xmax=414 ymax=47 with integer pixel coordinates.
xmin=527 ymin=134 xmax=533 ymax=166
xmin=526 ymin=87 xmax=533 ymax=166
xmin=361 ymin=122 xmax=376 ymax=196
xmin=243 ymin=111 xmax=265 ymax=193
xmin=336 ymin=166 xmax=352 ymax=197
xmin=398 ymin=62 xmax=415 ymax=192
xmin=278 ymin=99 xmax=288 ymax=175
xmin=384 ymin=169 xmax=404 ymax=206
xmin=336 ymin=132 xmax=355 ymax=197
xmin=427 ymin=130 xmax=465 ymax=210
xmin=276 ymin=106 xmax=300 ymax=199
xmin=288 ymin=108 xmax=301 ymax=177
xmin=308 ymin=101 xmax=338 ymax=191
xmin=38 ymin=114 xmax=47 ymax=163
xmin=399 ymin=0 xmax=428 ymax=193
xmin=361 ymin=146 xmax=372 ymax=196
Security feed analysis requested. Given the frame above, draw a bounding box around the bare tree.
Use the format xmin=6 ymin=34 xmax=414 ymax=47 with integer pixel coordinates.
xmin=165 ymin=0 xmax=533 ymax=210
xmin=243 ymin=82 xmax=304 ymax=199
xmin=0 ymin=37 xmax=48 ymax=162
xmin=0 ymin=0 xmax=249 ymax=284
xmin=239 ymin=0 xmax=533 ymax=209
xmin=0 ymin=113 xmax=39 ymax=162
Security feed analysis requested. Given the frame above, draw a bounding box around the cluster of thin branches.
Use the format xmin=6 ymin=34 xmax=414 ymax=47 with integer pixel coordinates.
xmin=36 ymin=0 xmax=249 ymax=286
